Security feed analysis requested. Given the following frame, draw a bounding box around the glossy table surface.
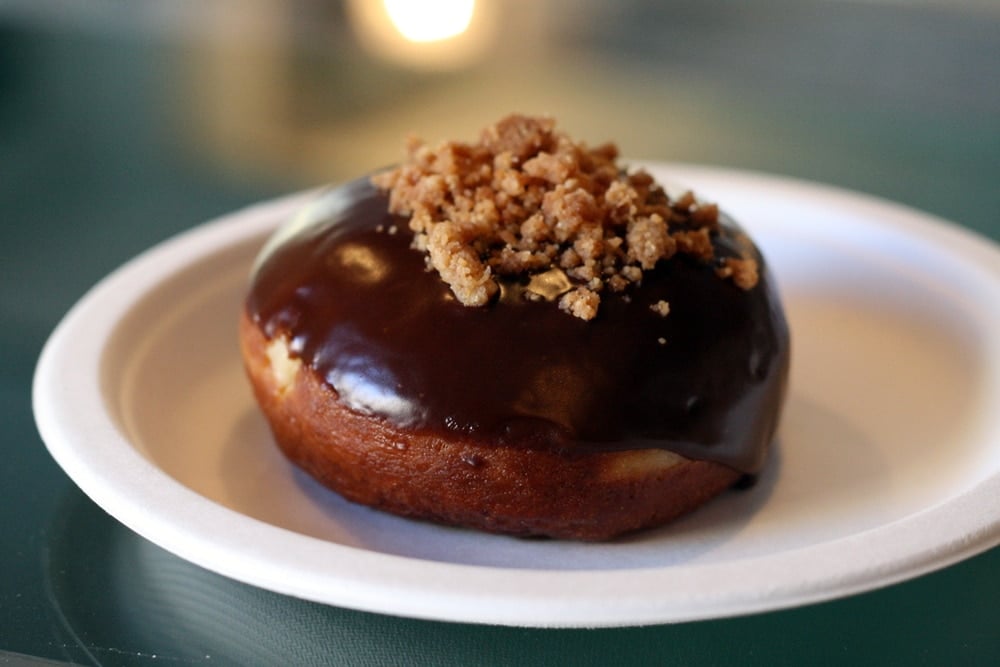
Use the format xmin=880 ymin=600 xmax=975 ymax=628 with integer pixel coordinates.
xmin=3 ymin=2 xmax=999 ymax=664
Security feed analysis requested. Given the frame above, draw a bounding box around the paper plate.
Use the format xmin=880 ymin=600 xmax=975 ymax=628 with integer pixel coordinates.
xmin=33 ymin=164 xmax=1000 ymax=627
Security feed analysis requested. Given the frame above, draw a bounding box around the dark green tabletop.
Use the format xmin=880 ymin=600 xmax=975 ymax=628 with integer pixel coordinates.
xmin=3 ymin=2 xmax=998 ymax=665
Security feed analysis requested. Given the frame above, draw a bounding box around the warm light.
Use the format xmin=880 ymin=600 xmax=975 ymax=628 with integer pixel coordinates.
xmin=347 ymin=0 xmax=496 ymax=70
xmin=383 ymin=0 xmax=475 ymax=43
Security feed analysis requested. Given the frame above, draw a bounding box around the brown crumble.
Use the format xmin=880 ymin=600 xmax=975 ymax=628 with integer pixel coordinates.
xmin=372 ymin=114 xmax=759 ymax=320
xmin=388 ymin=224 xmax=398 ymax=235
xmin=716 ymin=257 xmax=759 ymax=290
xmin=559 ymin=287 xmax=601 ymax=320
xmin=650 ymin=300 xmax=671 ymax=317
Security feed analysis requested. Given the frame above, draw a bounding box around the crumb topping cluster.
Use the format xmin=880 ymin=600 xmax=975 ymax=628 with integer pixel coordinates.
xmin=371 ymin=114 xmax=758 ymax=320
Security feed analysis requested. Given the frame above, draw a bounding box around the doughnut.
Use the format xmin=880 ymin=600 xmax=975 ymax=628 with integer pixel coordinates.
xmin=240 ymin=115 xmax=790 ymax=540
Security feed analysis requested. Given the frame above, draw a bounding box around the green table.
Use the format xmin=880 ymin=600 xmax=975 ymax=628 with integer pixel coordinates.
xmin=3 ymin=3 xmax=998 ymax=664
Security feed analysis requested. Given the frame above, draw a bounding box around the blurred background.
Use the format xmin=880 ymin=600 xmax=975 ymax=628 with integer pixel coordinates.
xmin=2 ymin=1 xmax=999 ymax=663
xmin=5 ymin=0 xmax=999 ymax=364
xmin=4 ymin=0 xmax=999 ymax=328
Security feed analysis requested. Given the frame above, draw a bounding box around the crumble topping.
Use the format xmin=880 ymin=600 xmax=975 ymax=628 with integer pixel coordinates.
xmin=371 ymin=114 xmax=758 ymax=320
xmin=650 ymin=300 xmax=671 ymax=317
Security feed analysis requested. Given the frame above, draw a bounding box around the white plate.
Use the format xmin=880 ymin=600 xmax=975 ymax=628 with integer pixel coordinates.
xmin=33 ymin=165 xmax=1000 ymax=628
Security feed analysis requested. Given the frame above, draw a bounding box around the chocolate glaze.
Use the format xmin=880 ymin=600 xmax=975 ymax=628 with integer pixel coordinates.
xmin=248 ymin=178 xmax=790 ymax=473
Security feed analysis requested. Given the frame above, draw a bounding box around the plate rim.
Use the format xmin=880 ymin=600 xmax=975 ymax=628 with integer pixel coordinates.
xmin=33 ymin=164 xmax=1000 ymax=627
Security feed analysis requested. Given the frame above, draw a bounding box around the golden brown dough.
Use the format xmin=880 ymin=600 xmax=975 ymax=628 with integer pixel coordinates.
xmin=240 ymin=312 xmax=742 ymax=540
